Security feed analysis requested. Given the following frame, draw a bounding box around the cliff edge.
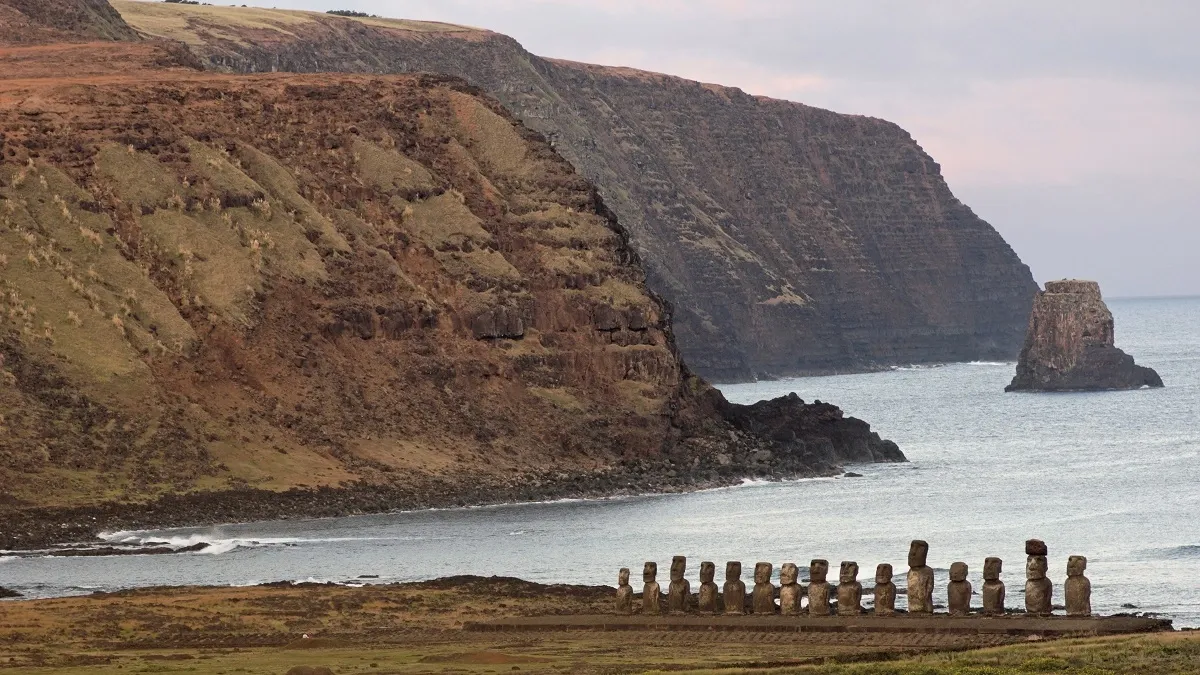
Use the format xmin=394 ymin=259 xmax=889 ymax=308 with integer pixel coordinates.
xmin=0 ymin=0 xmax=138 ymax=43
xmin=1006 ymin=280 xmax=1163 ymax=392
xmin=0 ymin=27 xmax=903 ymax=548
xmin=110 ymin=0 xmax=1038 ymax=381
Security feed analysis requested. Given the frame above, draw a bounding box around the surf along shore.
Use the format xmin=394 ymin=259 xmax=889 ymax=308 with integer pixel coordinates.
xmin=0 ymin=577 xmax=1193 ymax=674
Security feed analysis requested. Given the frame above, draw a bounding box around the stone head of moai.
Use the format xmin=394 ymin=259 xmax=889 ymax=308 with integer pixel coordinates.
xmin=670 ymin=556 xmax=686 ymax=581
xmin=700 ymin=561 xmax=715 ymax=584
xmin=810 ymin=559 xmax=829 ymax=583
xmin=619 ymin=568 xmax=630 ymax=587
xmin=1068 ymin=555 xmax=1087 ymax=576
xmin=908 ymin=540 xmax=929 ymax=568
xmin=643 ymin=561 xmax=658 ymax=583
xmin=839 ymin=561 xmax=859 ymax=584
xmin=754 ymin=562 xmax=772 ymax=584
xmin=1026 ymin=555 xmax=1048 ymax=580
xmin=875 ymin=563 xmax=893 ymax=584
xmin=984 ymin=557 xmax=1003 ymax=581
xmin=726 ymin=561 xmax=742 ymax=580
xmin=1026 ymin=539 xmax=1049 ymax=556
xmin=950 ymin=561 xmax=968 ymax=582
xmin=780 ymin=562 xmax=799 ymax=585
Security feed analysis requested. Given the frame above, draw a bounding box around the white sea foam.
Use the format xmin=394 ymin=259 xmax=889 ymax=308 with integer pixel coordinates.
xmin=97 ymin=531 xmax=405 ymax=556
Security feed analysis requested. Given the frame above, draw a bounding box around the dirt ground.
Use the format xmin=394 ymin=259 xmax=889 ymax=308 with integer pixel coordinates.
xmin=0 ymin=578 xmax=1194 ymax=674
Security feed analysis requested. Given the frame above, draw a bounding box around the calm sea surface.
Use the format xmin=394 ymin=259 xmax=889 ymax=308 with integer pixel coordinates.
xmin=3 ymin=297 xmax=1198 ymax=625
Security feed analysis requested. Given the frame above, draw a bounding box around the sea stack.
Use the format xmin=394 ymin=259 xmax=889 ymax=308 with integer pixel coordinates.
xmin=1006 ymin=280 xmax=1163 ymax=392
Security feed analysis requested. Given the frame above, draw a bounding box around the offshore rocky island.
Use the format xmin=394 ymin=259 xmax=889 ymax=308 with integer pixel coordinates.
xmin=1007 ymin=280 xmax=1163 ymax=392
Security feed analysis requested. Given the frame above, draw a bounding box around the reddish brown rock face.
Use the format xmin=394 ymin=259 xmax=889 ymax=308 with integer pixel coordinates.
xmin=111 ymin=1 xmax=1039 ymax=382
xmin=1007 ymin=280 xmax=1163 ymax=392
xmin=0 ymin=0 xmax=138 ymax=43
xmin=0 ymin=21 xmax=905 ymax=548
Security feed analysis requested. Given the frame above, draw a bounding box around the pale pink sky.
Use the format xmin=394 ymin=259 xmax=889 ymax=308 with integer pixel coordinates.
xmin=202 ymin=0 xmax=1200 ymax=297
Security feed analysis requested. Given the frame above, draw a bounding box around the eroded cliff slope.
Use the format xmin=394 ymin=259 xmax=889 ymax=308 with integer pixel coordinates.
xmin=0 ymin=0 xmax=138 ymax=43
xmin=112 ymin=0 xmax=1038 ymax=381
xmin=0 ymin=31 xmax=901 ymax=547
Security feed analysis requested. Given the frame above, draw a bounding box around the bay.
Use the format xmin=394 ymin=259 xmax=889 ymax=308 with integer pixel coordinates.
xmin=3 ymin=297 xmax=1197 ymax=625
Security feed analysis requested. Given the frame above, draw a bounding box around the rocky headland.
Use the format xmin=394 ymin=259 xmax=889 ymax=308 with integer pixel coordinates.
xmin=109 ymin=0 xmax=1038 ymax=381
xmin=0 ymin=2 xmax=903 ymax=549
xmin=1006 ymin=280 xmax=1163 ymax=392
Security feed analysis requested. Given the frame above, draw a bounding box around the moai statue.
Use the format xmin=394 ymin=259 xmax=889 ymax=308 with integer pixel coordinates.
xmin=1024 ymin=549 xmax=1053 ymax=616
xmin=723 ymin=561 xmax=746 ymax=615
xmin=982 ymin=557 xmax=1005 ymax=616
xmin=906 ymin=540 xmax=935 ymax=614
xmin=807 ymin=559 xmax=832 ymax=616
xmin=667 ymin=555 xmax=690 ymax=614
xmin=752 ymin=562 xmax=776 ymax=614
xmin=947 ymin=562 xmax=972 ymax=615
xmin=615 ymin=568 xmax=634 ymax=614
xmin=698 ymin=561 xmax=719 ymax=614
xmin=1065 ymin=556 xmax=1092 ymax=617
xmin=779 ymin=563 xmax=803 ymax=615
xmin=874 ymin=563 xmax=897 ymax=616
xmin=642 ymin=561 xmax=662 ymax=615
xmin=837 ymin=561 xmax=863 ymax=616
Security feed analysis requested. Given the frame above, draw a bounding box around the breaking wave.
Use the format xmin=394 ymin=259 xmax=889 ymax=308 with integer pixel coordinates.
xmin=98 ymin=531 xmax=402 ymax=556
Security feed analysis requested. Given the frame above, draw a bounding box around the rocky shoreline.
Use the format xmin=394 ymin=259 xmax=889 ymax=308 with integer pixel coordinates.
xmin=0 ymin=460 xmax=847 ymax=551
xmin=2 ymin=387 xmax=903 ymax=551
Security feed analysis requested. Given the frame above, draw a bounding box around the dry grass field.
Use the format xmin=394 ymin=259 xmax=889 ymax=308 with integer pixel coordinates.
xmin=109 ymin=0 xmax=479 ymax=47
xmin=0 ymin=578 xmax=1195 ymax=674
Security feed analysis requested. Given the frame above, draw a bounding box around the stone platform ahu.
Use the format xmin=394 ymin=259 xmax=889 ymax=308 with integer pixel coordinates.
xmin=1007 ymin=279 xmax=1163 ymax=392
xmin=618 ymin=539 xmax=1107 ymax=620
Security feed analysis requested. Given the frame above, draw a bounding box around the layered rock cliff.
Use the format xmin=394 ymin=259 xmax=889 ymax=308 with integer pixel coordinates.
xmin=0 ymin=0 xmax=138 ymax=43
xmin=111 ymin=1 xmax=1039 ymax=381
xmin=0 ymin=24 xmax=902 ymax=547
xmin=1006 ymin=280 xmax=1163 ymax=392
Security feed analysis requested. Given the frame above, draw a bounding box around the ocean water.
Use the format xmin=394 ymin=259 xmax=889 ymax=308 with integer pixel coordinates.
xmin=2 ymin=297 xmax=1198 ymax=625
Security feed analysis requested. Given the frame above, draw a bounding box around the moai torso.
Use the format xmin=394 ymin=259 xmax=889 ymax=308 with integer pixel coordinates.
xmin=722 ymin=561 xmax=746 ymax=615
xmin=982 ymin=557 xmax=1005 ymax=615
xmin=837 ymin=561 xmax=863 ymax=616
xmin=751 ymin=562 xmax=776 ymax=614
xmin=1065 ymin=555 xmax=1092 ymax=617
xmin=667 ymin=555 xmax=690 ymax=614
xmin=874 ymin=564 xmax=897 ymax=616
xmin=1025 ymin=555 xmax=1053 ymax=616
xmin=615 ymin=568 xmax=634 ymax=615
xmin=807 ymin=559 xmax=831 ymax=616
xmin=698 ymin=561 xmax=719 ymax=614
xmin=779 ymin=563 xmax=803 ymax=615
xmin=947 ymin=561 xmax=972 ymax=615
xmin=642 ymin=562 xmax=662 ymax=615
xmin=906 ymin=540 xmax=935 ymax=614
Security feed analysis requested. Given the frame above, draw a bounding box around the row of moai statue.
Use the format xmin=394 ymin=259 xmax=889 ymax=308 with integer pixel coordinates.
xmin=615 ymin=540 xmax=1092 ymax=618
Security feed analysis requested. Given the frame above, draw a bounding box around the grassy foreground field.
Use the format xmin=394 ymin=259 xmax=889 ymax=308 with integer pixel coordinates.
xmin=0 ymin=578 xmax=1196 ymax=674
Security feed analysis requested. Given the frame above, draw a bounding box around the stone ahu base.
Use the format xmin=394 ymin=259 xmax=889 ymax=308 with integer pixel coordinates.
xmin=466 ymin=613 xmax=1171 ymax=637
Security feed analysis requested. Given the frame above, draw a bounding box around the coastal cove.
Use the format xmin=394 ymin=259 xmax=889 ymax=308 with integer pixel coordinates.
xmin=2 ymin=297 xmax=1198 ymax=625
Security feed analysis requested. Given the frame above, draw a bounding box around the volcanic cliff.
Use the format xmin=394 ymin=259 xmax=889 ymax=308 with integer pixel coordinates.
xmin=0 ymin=4 xmax=901 ymax=548
xmin=110 ymin=1 xmax=1039 ymax=381
xmin=1006 ymin=280 xmax=1163 ymax=392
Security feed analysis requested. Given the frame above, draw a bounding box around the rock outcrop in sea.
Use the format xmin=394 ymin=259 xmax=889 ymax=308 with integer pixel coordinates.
xmin=1006 ymin=280 xmax=1163 ymax=392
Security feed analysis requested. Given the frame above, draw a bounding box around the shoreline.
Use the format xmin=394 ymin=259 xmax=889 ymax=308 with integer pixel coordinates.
xmin=1 ymin=461 xmax=862 ymax=551
xmin=705 ymin=359 xmax=1018 ymax=385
